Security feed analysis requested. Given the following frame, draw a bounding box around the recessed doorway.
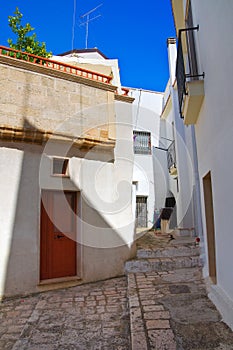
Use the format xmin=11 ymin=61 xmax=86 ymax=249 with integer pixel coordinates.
xmin=40 ymin=190 xmax=77 ymax=280
xmin=203 ymin=172 xmax=217 ymax=283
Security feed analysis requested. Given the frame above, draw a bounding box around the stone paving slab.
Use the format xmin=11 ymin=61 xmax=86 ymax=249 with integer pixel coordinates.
xmin=1 ymin=230 xmax=233 ymax=350
xmin=0 ymin=277 xmax=130 ymax=350
xmin=137 ymin=244 xmax=200 ymax=259
xmin=127 ymin=231 xmax=233 ymax=349
xmin=125 ymin=255 xmax=202 ymax=274
xmin=128 ymin=268 xmax=233 ymax=350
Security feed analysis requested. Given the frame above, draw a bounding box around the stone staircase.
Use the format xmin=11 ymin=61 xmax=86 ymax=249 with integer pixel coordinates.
xmin=125 ymin=231 xmax=204 ymax=349
xmin=125 ymin=237 xmax=202 ymax=274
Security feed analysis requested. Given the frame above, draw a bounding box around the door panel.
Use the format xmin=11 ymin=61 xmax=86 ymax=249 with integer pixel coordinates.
xmin=40 ymin=191 xmax=77 ymax=280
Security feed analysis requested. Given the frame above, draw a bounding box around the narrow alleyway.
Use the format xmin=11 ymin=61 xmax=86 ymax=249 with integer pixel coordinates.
xmin=1 ymin=231 xmax=233 ymax=349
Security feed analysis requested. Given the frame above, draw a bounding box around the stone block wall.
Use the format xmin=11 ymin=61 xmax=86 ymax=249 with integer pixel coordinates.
xmin=0 ymin=58 xmax=116 ymax=147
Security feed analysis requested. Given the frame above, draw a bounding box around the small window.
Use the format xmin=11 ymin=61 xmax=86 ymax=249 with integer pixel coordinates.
xmin=133 ymin=131 xmax=151 ymax=155
xmin=52 ymin=158 xmax=69 ymax=177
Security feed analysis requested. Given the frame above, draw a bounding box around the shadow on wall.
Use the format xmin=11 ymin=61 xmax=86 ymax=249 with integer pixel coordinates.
xmin=1 ymin=135 xmax=42 ymax=297
xmin=1 ymin=118 xmax=136 ymax=298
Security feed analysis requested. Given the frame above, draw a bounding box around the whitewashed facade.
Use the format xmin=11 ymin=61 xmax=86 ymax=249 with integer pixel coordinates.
xmin=0 ymin=48 xmax=136 ymax=298
xmin=129 ymin=89 xmax=163 ymax=230
xmin=158 ymin=38 xmax=202 ymax=236
xmin=171 ymin=0 xmax=233 ymax=329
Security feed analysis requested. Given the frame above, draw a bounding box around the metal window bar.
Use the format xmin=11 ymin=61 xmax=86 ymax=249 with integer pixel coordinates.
xmin=167 ymin=140 xmax=176 ymax=170
xmin=133 ymin=131 xmax=151 ymax=154
xmin=136 ymin=196 xmax=147 ymax=227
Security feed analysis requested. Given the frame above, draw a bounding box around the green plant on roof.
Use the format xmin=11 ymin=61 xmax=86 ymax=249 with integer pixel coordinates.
xmin=8 ymin=7 xmax=52 ymax=58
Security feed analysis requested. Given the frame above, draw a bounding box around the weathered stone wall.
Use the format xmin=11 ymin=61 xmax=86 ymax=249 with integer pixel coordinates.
xmin=0 ymin=58 xmax=116 ymax=146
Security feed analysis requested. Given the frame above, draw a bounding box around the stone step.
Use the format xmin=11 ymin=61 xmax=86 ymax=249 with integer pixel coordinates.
xmin=125 ymin=255 xmax=202 ymax=274
xmin=137 ymin=244 xmax=200 ymax=259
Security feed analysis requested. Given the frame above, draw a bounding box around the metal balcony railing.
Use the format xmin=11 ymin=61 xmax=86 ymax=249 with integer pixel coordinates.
xmin=0 ymin=46 xmax=112 ymax=84
xmin=167 ymin=140 xmax=176 ymax=170
xmin=176 ymin=27 xmax=204 ymax=118
xmin=176 ymin=32 xmax=186 ymax=118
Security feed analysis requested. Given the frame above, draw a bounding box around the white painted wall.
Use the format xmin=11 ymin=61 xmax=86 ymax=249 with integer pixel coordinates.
xmin=189 ymin=0 xmax=233 ymax=329
xmin=160 ymin=39 xmax=197 ymax=232
xmin=152 ymin=146 xmax=168 ymax=212
xmin=0 ymin=98 xmax=136 ymax=298
xmin=172 ymin=0 xmax=233 ymax=329
xmin=130 ymin=89 xmax=163 ymax=228
xmin=68 ymin=101 xmax=135 ymax=248
xmin=0 ymin=144 xmax=41 ymax=297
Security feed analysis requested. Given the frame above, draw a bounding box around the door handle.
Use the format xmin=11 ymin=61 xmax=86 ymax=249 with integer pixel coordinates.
xmin=56 ymin=234 xmax=64 ymax=239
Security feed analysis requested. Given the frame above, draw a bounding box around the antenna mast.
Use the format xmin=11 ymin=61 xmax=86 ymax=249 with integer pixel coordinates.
xmin=72 ymin=0 xmax=77 ymax=51
xmin=80 ymin=4 xmax=102 ymax=49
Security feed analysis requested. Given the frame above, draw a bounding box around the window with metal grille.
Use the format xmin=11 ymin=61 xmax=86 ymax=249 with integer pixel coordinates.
xmin=136 ymin=196 xmax=147 ymax=227
xmin=133 ymin=131 xmax=151 ymax=155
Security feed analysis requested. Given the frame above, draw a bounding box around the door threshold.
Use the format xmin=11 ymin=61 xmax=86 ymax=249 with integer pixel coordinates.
xmin=38 ymin=276 xmax=82 ymax=293
xmin=39 ymin=276 xmax=81 ymax=286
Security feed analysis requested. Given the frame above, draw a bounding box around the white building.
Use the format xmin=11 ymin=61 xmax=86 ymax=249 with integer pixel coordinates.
xmin=129 ymin=40 xmax=199 ymax=237
xmin=128 ymin=52 xmax=198 ymax=236
xmin=0 ymin=47 xmax=136 ymax=298
xmin=129 ymin=88 xmax=163 ymax=230
xmin=157 ymin=37 xmax=202 ymax=237
xmin=171 ymin=0 xmax=233 ymax=329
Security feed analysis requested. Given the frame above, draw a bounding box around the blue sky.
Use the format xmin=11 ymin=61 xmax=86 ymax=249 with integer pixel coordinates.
xmin=0 ymin=0 xmax=176 ymax=92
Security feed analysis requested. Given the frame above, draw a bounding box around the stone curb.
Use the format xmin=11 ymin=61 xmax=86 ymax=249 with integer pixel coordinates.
xmin=127 ymin=273 xmax=176 ymax=349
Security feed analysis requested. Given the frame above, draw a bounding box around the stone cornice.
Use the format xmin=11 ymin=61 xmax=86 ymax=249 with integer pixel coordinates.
xmin=0 ymin=125 xmax=115 ymax=151
xmin=114 ymin=94 xmax=135 ymax=104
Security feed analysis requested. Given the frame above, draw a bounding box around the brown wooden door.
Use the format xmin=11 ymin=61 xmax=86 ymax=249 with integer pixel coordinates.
xmin=40 ymin=190 xmax=77 ymax=280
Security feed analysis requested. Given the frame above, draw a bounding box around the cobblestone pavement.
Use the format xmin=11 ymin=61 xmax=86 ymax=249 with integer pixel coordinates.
xmin=0 ymin=277 xmax=130 ymax=350
xmin=1 ymin=232 xmax=233 ymax=350
xmin=128 ymin=231 xmax=233 ymax=350
xmin=128 ymin=268 xmax=233 ymax=349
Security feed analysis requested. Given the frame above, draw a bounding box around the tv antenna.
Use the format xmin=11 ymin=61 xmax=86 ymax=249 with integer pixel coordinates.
xmin=80 ymin=4 xmax=102 ymax=49
xmin=72 ymin=0 xmax=77 ymax=51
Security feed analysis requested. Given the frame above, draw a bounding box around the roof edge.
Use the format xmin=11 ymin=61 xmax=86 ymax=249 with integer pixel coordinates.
xmin=57 ymin=48 xmax=108 ymax=59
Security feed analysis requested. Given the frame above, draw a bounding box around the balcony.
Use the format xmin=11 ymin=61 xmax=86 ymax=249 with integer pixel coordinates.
xmin=167 ymin=141 xmax=177 ymax=175
xmin=176 ymin=27 xmax=204 ymax=125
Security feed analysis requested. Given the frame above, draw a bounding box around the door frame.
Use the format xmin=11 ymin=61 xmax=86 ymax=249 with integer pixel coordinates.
xmin=39 ymin=189 xmax=81 ymax=283
xmin=203 ymin=171 xmax=217 ymax=284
